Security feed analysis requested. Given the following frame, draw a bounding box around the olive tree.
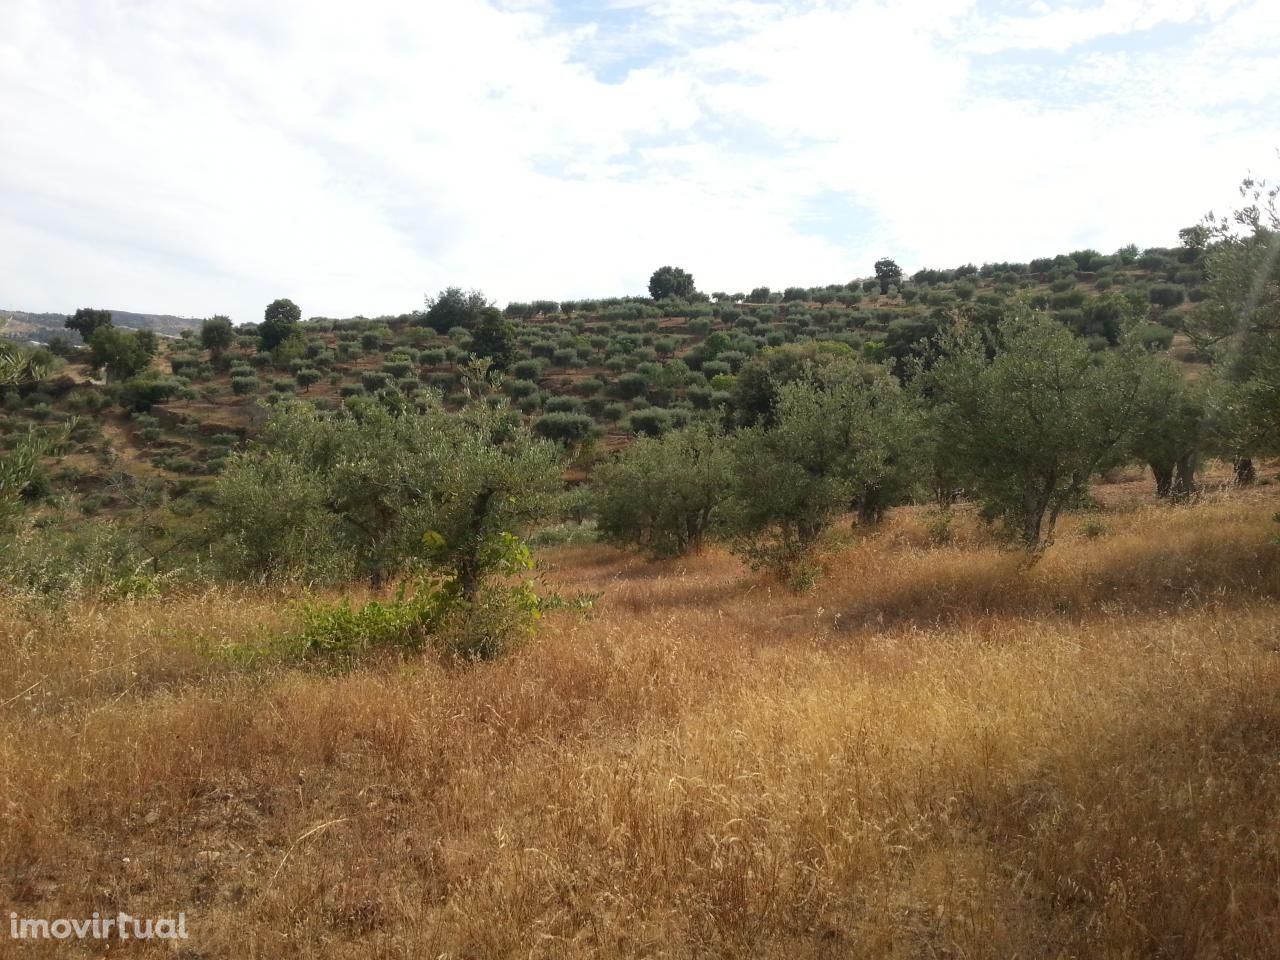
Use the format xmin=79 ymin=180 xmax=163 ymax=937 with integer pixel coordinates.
xmin=1233 ymin=340 xmax=1280 ymax=455
xmin=1210 ymin=338 xmax=1280 ymax=463
xmin=88 ymin=326 xmax=157 ymax=381
xmin=593 ymin=423 xmax=733 ymax=558
xmin=1186 ymin=165 xmax=1280 ymax=480
xmin=200 ymin=315 xmax=235 ymax=358
xmin=924 ymin=312 xmax=1154 ymax=548
xmin=730 ymin=364 xmax=924 ymax=581
xmin=648 ymin=265 xmax=697 ymax=301
xmin=260 ymin=298 xmax=301 ymax=350
xmin=1188 ymin=174 xmax=1278 ymax=360
xmin=469 ymin=308 xmax=518 ymax=370
xmin=532 ymin=411 xmax=595 ymax=446
xmin=874 ymin=257 xmax=902 ymax=294
xmin=1130 ymin=359 xmax=1207 ymax=498
xmin=295 ymin=368 xmax=322 ymax=392
xmin=731 ymin=340 xmax=861 ymax=427
xmin=421 ymin=287 xmax=489 ymax=333
xmin=212 ymin=399 xmax=562 ymax=591
xmin=64 ymin=307 xmax=113 ymax=342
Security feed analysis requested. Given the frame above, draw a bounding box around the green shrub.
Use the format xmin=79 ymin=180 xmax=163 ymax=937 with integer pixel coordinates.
xmin=295 ymin=368 xmax=322 ymax=391
xmin=593 ymin=424 xmax=730 ymax=557
xmin=230 ymin=376 xmax=259 ymax=396
xmin=284 ymin=582 xmax=451 ymax=657
xmin=1149 ymin=284 xmax=1186 ymax=308
xmin=275 ymin=541 xmax=543 ymax=663
xmin=533 ymin=411 xmax=595 ymax=445
xmin=729 ymin=363 xmax=924 ymax=580
xmin=628 ymin=407 xmax=671 ymax=437
xmin=361 ymin=371 xmax=391 ymax=392
xmin=120 ymin=376 xmax=183 ymax=412
xmin=717 ymin=351 xmax=747 ymax=372
xmin=0 ymin=519 xmax=155 ymax=602
xmin=544 ymin=395 xmax=585 ymax=414
xmin=511 ymin=359 xmax=542 ymax=380
xmin=700 ymin=360 xmax=731 ymax=378
xmin=507 ymin=379 xmax=540 ymax=399
xmin=1136 ymin=323 xmax=1175 ymax=350
xmin=612 ymin=372 xmax=648 ymax=399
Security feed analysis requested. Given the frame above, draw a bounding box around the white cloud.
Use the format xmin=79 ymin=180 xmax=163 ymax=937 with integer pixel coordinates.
xmin=0 ymin=0 xmax=1275 ymax=321
xmin=958 ymin=0 xmax=1237 ymax=54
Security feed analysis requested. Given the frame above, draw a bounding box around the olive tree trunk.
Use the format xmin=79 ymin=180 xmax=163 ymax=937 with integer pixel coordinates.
xmin=1150 ymin=461 xmax=1174 ymax=498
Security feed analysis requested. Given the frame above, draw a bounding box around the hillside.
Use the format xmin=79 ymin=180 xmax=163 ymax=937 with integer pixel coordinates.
xmin=0 ymin=241 xmax=1214 ymax=525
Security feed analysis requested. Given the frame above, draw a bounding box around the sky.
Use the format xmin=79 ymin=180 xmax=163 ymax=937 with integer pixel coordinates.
xmin=1 ymin=0 xmax=1277 ymax=323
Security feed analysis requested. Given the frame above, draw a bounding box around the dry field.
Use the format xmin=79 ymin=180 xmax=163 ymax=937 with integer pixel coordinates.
xmin=3 ymin=479 xmax=1280 ymax=957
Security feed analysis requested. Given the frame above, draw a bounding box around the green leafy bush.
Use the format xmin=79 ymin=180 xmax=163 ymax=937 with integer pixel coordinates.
xmin=286 ymin=581 xmax=451 ymax=657
xmin=361 ymin=371 xmax=391 ymax=392
xmin=1149 ymin=284 xmax=1186 ymax=308
xmin=295 ymin=368 xmax=322 ymax=391
xmin=593 ymin=424 xmax=731 ymax=557
xmin=511 ymin=359 xmax=542 ymax=380
xmin=628 ymin=407 xmax=672 ymax=437
xmin=533 ymin=411 xmax=595 ymax=445
xmin=230 ymin=376 xmax=259 ymax=396
xmin=544 ymin=395 xmax=585 ymax=414
xmin=612 ymin=372 xmax=648 ymax=399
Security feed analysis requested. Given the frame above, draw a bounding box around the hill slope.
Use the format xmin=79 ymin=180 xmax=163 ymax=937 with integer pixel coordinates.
xmin=0 ymin=239 xmax=1222 ymax=525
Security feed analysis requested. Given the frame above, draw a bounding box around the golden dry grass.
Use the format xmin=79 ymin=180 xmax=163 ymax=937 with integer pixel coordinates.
xmin=2 ymin=485 xmax=1280 ymax=957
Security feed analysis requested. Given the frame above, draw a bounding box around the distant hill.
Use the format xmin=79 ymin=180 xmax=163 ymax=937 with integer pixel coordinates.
xmin=0 ymin=308 xmax=202 ymax=343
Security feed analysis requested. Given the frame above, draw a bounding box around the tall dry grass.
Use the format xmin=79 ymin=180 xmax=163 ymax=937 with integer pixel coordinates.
xmin=1 ymin=488 xmax=1279 ymax=957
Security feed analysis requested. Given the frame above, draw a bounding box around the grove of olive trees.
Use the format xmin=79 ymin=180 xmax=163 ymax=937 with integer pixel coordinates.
xmin=3 ymin=164 xmax=1278 ymax=622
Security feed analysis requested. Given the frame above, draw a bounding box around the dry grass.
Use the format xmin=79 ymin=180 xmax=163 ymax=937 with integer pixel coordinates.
xmin=2 ymin=484 xmax=1280 ymax=957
